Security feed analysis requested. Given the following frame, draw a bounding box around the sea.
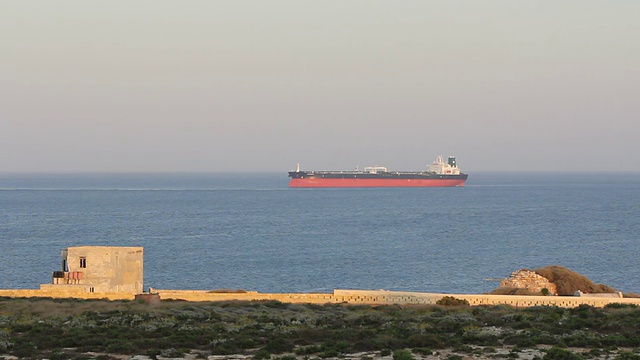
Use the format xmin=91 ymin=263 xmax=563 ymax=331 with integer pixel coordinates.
xmin=1 ymin=172 xmax=639 ymax=295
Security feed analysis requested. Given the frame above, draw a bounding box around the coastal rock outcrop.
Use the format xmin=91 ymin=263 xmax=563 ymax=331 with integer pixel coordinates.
xmin=499 ymin=269 xmax=558 ymax=295
xmin=493 ymin=265 xmax=619 ymax=296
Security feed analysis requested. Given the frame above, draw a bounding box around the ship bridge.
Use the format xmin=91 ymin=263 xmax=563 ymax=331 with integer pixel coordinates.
xmin=363 ymin=166 xmax=388 ymax=174
xmin=428 ymin=156 xmax=461 ymax=175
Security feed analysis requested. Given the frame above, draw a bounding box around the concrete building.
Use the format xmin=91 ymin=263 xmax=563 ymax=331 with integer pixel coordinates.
xmin=40 ymin=246 xmax=143 ymax=295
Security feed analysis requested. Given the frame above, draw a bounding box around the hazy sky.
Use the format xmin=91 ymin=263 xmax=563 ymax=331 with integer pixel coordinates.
xmin=1 ymin=1 xmax=639 ymax=173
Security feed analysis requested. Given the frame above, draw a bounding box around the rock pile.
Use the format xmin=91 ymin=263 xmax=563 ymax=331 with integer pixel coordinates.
xmin=499 ymin=269 xmax=558 ymax=295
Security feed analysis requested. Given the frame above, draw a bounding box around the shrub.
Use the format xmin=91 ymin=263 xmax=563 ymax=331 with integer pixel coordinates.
xmin=436 ymin=296 xmax=470 ymax=306
xmin=605 ymin=303 xmax=638 ymax=309
xmin=413 ymin=347 xmax=433 ymax=355
xmin=393 ymin=349 xmax=414 ymax=360
xmin=162 ymin=348 xmax=186 ymax=358
xmin=503 ymin=334 xmax=538 ymax=348
xmin=49 ymin=348 xmax=70 ymax=360
xmin=253 ymin=349 xmax=271 ymax=360
xmin=11 ymin=341 xmax=38 ymax=358
xmin=105 ymin=340 xmax=136 ymax=354
xmin=614 ymin=351 xmax=640 ymax=360
xmin=543 ymin=346 xmax=585 ymax=360
xmin=333 ymin=340 xmax=350 ymax=353
xmin=146 ymin=349 xmax=162 ymax=359
xmin=587 ymin=349 xmax=602 ymax=358
xmin=275 ymin=356 xmax=297 ymax=360
xmin=407 ymin=333 xmax=445 ymax=348
xmin=263 ymin=338 xmax=294 ymax=354
xmin=295 ymin=345 xmax=322 ymax=355
xmin=319 ymin=348 xmax=339 ymax=358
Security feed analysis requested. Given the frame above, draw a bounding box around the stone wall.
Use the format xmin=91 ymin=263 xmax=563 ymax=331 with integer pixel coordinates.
xmin=3 ymin=288 xmax=640 ymax=308
xmin=499 ymin=269 xmax=558 ymax=295
xmin=153 ymin=289 xmax=640 ymax=308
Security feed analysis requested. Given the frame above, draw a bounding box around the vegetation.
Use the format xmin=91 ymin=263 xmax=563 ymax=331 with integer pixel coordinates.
xmin=435 ymin=296 xmax=470 ymax=306
xmin=393 ymin=349 xmax=415 ymax=360
xmin=207 ymin=288 xmax=248 ymax=293
xmin=534 ymin=266 xmax=617 ymax=295
xmin=0 ymin=297 xmax=639 ymax=359
xmin=492 ymin=265 xmax=622 ymax=296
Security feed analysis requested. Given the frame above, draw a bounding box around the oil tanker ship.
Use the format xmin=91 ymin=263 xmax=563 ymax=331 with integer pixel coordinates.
xmin=288 ymin=155 xmax=468 ymax=188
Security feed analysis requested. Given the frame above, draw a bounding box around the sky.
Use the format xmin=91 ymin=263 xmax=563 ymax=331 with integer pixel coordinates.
xmin=1 ymin=1 xmax=639 ymax=173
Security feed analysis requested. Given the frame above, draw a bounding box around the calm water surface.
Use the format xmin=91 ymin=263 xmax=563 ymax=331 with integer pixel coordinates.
xmin=1 ymin=172 xmax=638 ymax=294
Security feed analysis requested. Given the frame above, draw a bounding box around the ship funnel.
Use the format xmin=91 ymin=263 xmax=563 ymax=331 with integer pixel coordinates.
xmin=448 ymin=156 xmax=457 ymax=168
xmin=296 ymin=163 xmax=300 ymax=172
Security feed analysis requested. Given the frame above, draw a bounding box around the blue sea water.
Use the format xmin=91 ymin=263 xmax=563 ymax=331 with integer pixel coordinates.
xmin=1 ymin=172 xmax=639 ymax=294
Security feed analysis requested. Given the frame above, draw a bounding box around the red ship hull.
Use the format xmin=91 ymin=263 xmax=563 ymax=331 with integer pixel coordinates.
xmin=289 ymin=178 xmax=466 ymax=188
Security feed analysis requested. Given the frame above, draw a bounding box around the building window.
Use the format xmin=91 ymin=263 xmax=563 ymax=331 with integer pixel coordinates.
xmin=89 ymin=287 xmax=95 ymax=293
xmin=79 ymin=257 xmax=87 ymax=268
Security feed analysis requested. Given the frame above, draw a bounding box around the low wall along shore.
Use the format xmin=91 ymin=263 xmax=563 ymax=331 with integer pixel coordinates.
xmin=2 ymin=288 xmax=640 ymax=308
xmin=0 ymin=289 xmax=134 ymax=301
xmin=154 ymin=289 xmax=640 ymax=308
xmin=7 ymin=247 xmax=632 ymax=308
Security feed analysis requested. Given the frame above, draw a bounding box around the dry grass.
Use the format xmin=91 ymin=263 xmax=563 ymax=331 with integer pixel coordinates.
xmin=490 ymin=266 xmax=620 ymax=296
xmin=533 ymin=265 xmax=617 ymax=296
